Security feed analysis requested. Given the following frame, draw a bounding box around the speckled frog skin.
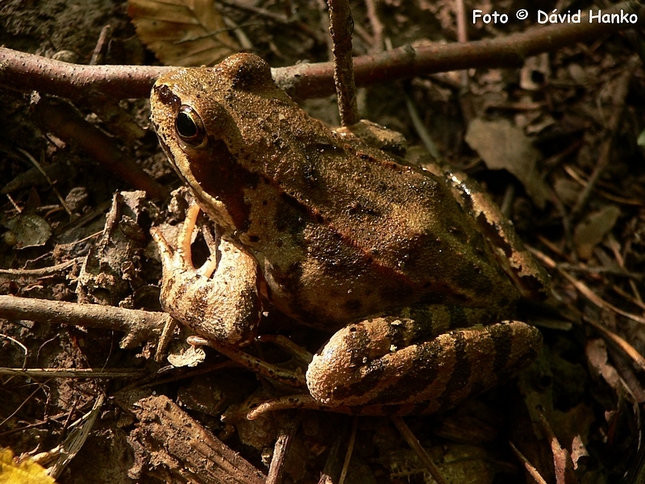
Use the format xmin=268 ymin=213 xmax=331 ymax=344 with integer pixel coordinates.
xmin=150 ymin=53 xmax=550 ymax=415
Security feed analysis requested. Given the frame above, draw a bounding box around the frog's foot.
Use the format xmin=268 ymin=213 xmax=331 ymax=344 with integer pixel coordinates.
xmin=151 ymin=202 xmax=262 ymax=346
xmin=305 ymin=317 xmax=542 ymax=415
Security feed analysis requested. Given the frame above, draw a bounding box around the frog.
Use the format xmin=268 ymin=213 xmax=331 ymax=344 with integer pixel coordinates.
xmin=149 ymin=52 xmax=550 ymax=417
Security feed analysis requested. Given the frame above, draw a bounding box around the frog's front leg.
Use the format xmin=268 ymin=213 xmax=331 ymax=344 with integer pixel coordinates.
xmin=151 ymin=202 xmax=262 ymax=346
xmin=306 ymin=309 xmax=542 ymax=414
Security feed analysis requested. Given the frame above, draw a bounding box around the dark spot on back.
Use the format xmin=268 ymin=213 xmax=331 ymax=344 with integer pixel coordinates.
xmin=274 ymin=193 xmax=309 ymax=236
xmin=343 ymin=299 xmax=363 ymax=313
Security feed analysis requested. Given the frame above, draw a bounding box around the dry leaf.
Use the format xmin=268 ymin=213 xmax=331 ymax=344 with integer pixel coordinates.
xmin=465 ymin=118 xmax=550 ymax=208
xmin=128 ymin=0 xmax=239 ymax=66
xmin=3 ymin=213 xmax=52 ymax=249
xmin=167 ymin=344 xmax=206 ymax=367
xmin=0 ymin=448 xmax=56 ymax=484
xmin=573 ymin=205 xmax=620 ymax=260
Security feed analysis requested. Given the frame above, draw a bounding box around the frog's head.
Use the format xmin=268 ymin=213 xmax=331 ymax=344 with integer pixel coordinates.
xmin=150 ymin=53 xmax=286 ymax=234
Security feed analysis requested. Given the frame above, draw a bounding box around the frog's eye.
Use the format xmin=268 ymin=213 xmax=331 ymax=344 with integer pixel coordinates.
xmin=176 ymin=105 xmax=206 ymax=146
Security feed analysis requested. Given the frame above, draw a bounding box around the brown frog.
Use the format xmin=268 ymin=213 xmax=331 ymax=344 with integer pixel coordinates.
xmin=149 ymin=53 xmax=550 ymax=416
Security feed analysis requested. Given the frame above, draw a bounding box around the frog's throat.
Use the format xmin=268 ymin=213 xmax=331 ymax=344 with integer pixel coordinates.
xmin=160 ymin=135 xmax=237 ymax=233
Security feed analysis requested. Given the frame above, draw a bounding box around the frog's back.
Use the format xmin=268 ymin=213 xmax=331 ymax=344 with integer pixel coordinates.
xmin=258 ymin=136 xmax=520 ymax=326
xmin=229 ymin=101 xmax=519 ymax=326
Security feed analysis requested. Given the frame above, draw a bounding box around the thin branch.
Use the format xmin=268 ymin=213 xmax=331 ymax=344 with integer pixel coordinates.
xmin=391 ymin=416 xmax=449 ymax=484
xmin=0 ymin=48 xmax=170 ymax=100
xmin=584 ymin=317 xmax=645 ymax=373
xmin=364 ymin=0 xmax=384 ymax=52
xmin=266 ymin=414 xmax=300 ymax=484
xmin=338 ymin=417 xmax=358 ymax=484
xmin=328 ymin=0 xmax=359 ymax=125
xmin=571 ymin=57 xmax=637 ymax=219
xmin=33 ymin=97 xmax=168 ymax=200
xmin=0 ymin=368 xmax=145 ymax=378
xmin=508 ymin=441 xmax=549 ymax=484
xmin=531 ymin=250 xmax=645 ymax=325
xmin=278 ymin=1 xmax=644 ymax=98
xmin=0 ymin=1 xmax=641 ymax=101
xmin=0 ymin=258 xmax=82 ymax=279
xmin=0 ymin=295 xmax=169 ymax=348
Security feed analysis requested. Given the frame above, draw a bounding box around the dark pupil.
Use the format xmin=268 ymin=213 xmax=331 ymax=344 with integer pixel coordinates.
xmin=176 ymin=112 xmax=198 ymax=138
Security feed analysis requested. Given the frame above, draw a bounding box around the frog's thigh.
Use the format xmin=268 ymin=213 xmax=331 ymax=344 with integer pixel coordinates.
xmin=306 ymin=318 xmax=541 ymax=413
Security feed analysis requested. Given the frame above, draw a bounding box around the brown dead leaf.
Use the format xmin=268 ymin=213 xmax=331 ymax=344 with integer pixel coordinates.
xmin=128 ymin=0 xmax=239 ymax=66
xmin=465 ymin=118 xmax=550 ymax=209
xmin=3 ymin=213 xmax=52 ymax=249
xmin=573 ymin=205 xmax=620 ymax=260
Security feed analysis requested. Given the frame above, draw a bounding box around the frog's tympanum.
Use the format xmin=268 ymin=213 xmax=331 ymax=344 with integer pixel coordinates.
xmin=150 ymin=53 xmax=550 ymax=416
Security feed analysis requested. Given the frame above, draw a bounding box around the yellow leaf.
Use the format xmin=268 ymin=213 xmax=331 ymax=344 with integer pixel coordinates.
xmin=128 ymin=0 xmax=239 ymax=66
xmin=0 ymin=448 xmax=56 ymax=484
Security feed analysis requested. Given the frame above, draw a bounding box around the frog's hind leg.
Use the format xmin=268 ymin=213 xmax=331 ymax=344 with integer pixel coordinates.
xmin=305 ymin=314 xmax=542 ymax=415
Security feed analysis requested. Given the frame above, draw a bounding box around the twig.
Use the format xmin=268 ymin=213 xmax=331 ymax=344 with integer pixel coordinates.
xmin=536 ymin=410 xmax=576 ymax=483
xmin=405 ymin=94 xmax=440 ymax=158
xmin=0 ymin=335 xmax=28 ymax=370
xmin=584 ymin=317 xmax=645 ymax=373
xmin=319 ymin=417 xmax=349 ymax=484
xmin=0 ymin=258 xmax=82 ymax=279
xmin=338 ymin=417 xmax=358 ymax=484
xmin=0 ymin=295 xmax=169 ymax=348
xmin=277 ymin=1 xmax=644 ymax=99
xmin=266 ymin=414 xmax=300 ymax=484
xmin=531 ymin=250 xmax=645 ymax=325
xmin=90 ymin=24 xmax=112 ymax=65
xmin=32 ymin=394 xmax=105 ymax=478
xmin=0 ymin=48 xmax=169 ymax=100
xmin=33 ymin=96 xmax=168 ymax=200
xmin=607 ymin=234 xmax=644 ymax=303
xmin=508 ymin=441 xmax=549 ymax=484
xmin=328 ymin=0 xmax=359 ymax=125
xmin=391 ymin=416 xmax=448 ymax=484
xmin=0 ymin=384 xmax=44 ymax=428
xmin=555 ymin=263 xmax=643 ymax=281
xmin=364 ymin=0 xmax=383 ymax=52
xmin=563 ymin=163 xmax=645 ymax=207
xmin=220 ymin=0 xmax=324 ymax=41
xmin=455 ymin=0 xmax=468 ymax=44
xmin=0 ymin=368 xmax=145 ymax=378
xmin=571 ymin=58 xmax=637 ymax=219
xmin=613 ymin=285 xmax=645 ymax=311
xmin=0 ymin=2 xmax=640 ymax=100
xmin=455 ymin=0 xmax=474 ymax=120
xmin=561 ymin=268 xmax=645 ymax=325
xmin=16 ymin=148 xmax=73 ymax=216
